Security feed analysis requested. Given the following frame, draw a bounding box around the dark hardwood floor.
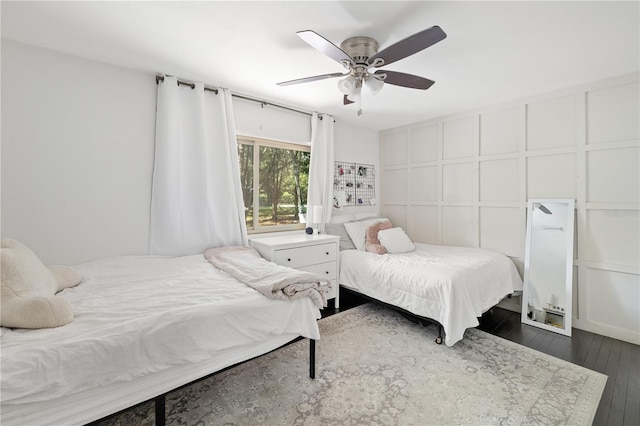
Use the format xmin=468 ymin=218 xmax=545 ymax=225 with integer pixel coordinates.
xmin=323 ymin=288 xmax=640 ymax=426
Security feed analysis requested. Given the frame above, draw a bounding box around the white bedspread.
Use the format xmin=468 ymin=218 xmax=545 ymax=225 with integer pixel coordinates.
xmin=339 ymin=243 xmax=522 ymax=346
xmin=1 ymin=254 xmax=320 ymax=407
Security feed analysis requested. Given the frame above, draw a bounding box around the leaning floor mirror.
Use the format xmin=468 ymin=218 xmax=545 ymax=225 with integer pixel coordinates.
xmin=522 ymin=199 xmax=575 ymax=336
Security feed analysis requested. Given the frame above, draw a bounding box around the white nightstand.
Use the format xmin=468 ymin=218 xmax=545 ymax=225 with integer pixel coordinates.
xmin=250 ymin=234 xmax=340 ymax=304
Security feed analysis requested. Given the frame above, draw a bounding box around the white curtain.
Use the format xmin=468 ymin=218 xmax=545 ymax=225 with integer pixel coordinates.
xmin=306 ymin=112 xmax=335 ymax=232
xmin=149 ymin=76 xmax=247 ymax=256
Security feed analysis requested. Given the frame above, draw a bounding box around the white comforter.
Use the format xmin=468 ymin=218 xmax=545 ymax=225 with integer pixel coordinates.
xmin=339 ymin=243 xmax=523 ymax=346
xmin=1 ymin=254 xmax=320 ymax=406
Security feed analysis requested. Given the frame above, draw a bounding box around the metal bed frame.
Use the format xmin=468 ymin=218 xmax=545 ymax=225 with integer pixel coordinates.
xmin=88 ymin=338 xmax=316 ymax=426
xmin=340 ymin=286 xmax=445 ymax=345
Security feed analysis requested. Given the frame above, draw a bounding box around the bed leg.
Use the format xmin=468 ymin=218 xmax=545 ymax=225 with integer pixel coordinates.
xmin=154 ymin=395 xmax=166 ymax=426
xmin=435 ymin=325 xmax=443 ymax=345
xmin=309 ymin=339 xmax=316 ymax=379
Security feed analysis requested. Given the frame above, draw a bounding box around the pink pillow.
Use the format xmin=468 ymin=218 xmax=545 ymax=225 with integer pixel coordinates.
xmin=365 ymin=220 xmax=393 ymax=254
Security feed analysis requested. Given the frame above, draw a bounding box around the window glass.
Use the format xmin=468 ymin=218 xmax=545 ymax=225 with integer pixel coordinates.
xmin=238 ymin=138 xmax=310 ymax=232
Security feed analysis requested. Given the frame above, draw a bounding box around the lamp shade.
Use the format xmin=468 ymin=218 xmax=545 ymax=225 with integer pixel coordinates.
xmin=337 ymin=75 xmax=357 ymax=95
xmin=346 ymin=85 xmax=361 ymax=102
xmin=365 ymin=76 xmax=384 ymax=95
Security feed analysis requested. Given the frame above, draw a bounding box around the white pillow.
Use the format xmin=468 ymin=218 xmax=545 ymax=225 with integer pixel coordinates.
xmin=378 ymin=227 xmax=416 ymax=254
xmin=344 ymin=217 xmax=388 ymax=251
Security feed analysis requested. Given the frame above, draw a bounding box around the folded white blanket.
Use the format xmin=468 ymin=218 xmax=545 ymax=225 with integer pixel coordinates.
xmin=204 ymin=246 xmax=328 ymax=308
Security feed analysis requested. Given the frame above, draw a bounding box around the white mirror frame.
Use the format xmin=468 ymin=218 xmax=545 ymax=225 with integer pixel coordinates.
xmin=521 ymin=199 xmax=575 ymax=337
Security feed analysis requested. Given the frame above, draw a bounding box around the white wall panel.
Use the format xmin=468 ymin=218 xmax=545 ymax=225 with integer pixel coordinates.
xmin=588 ymin=82 xmax=640 ymax=144
xmin=411 ymin=124 xmax=439 ymax=163
xmin=442 ymin=206 xmax=474 ymax=247
xmin=410 ymin=166 xmax=438 ymax=202
xmin=382 ymin=169 xmax=407 ymax=203
xmin=480 ymin=106 xmax=521 ymax=156
xmin=443 ymin=116 xmax=476 ymax=159
xmin=587 ymin=147 xmax=639 ymax=203
xmin=383 ymin=205 xmax=407 ymax=231
xmin=480 ymin=158 xmax=519 ymax=202
xmin=409 ymin=206 xmax=438 ymax=244
xmin=586 ymin=269 xmax=640 ymax=331
xmin=480 ymin=207 xmax=522 ymax=257
xmin=382 ymin=131 xmax=408 ymax=166
xmin=527 ymin=153 xmax=577 ymax=199
xmin=587 ymin=210 xmax=640 ymax=267
xmin=381 ymin=75 xmax=640 ymax=343
xmin=527 ymin=95 xmax=577 ymax=150
xmin=443 ymin=163 xmax=474 ymax=202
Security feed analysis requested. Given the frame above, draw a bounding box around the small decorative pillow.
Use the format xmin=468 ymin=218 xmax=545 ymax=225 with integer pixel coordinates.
xmin=1 ymin=238 xmax=82 ymax=329
xmin=344 ymin=217 xmax=388 ymax=251
xmin=365 ymin=220 xmax=393 ymax=254
xmin=378 ymin=227 xmax=416 ymax=254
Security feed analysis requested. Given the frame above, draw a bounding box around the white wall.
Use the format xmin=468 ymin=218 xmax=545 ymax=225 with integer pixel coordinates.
xmin=1 ymin=40 xmax=379 ymax=264
xmin=233 ymin=97 xmax=311 ymax=145
xmin=334 ymin=121 xmax=380 ymax=217
xmin=379 ymin=73 xmax=640 ymax=344
xmin=1 ymin=40 xmax=157 ymax=265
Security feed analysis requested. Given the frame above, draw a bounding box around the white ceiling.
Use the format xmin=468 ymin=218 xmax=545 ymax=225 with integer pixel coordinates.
xmin=2 ymin=1 xmax=638 ymax=131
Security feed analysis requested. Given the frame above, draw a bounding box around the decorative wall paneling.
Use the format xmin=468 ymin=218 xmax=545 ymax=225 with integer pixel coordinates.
xmin=380 ymin=73 xmax=639 ymax=344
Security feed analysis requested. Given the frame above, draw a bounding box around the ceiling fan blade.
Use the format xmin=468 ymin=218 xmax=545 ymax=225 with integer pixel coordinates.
xmin=297 ymin=30 xmax=354 ymax=66
xmin=375 ymin=70 xmax=435 ymax=90
xmin=277 ymin=72 xmax=347 ymax=86
xmin=368 ymin=26 xmax=447 ymax=67
xmin=343 ymin=95 xmax=354 ymax=105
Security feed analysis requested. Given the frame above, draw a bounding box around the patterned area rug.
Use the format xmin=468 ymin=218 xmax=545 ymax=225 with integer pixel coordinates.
xmin=101 ymin=303 xmax=606 ymax=425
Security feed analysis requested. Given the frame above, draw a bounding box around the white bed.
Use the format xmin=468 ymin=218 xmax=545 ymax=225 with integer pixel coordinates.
xmin=339 ymin=243 xmax=522 ymax=346
xmin=0 ymin=254 xmax=321 ymax=426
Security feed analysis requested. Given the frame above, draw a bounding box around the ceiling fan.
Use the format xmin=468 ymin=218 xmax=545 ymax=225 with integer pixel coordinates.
xmin=277 ymin=26 xmax=447 ymax=116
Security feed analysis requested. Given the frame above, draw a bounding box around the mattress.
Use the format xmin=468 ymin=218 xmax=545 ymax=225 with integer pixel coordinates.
xmin=1 ymin=254 xmax=320 ymax=425
xmin=339 ymin=243 xmax=523 ymax=346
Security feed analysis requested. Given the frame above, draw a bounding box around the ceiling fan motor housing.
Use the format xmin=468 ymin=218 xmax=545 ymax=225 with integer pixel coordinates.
xmin=340 ymin=36 xmax=379 ymax=64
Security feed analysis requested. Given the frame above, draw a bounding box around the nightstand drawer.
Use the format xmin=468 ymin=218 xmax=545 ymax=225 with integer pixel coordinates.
xmin=274 ymin=243 xmax=336 ymax=268
xmin=298 ymin=261 xmax=337 ymax=281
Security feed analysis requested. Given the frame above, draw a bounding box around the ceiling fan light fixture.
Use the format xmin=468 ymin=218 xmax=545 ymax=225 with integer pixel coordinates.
xmin=365 ymin=75 xmax=384 ymax=95
xmin=345 ymin=84 xmax=361 ymax=102
xmin=337 ymin=75 xmax=357 ymax=95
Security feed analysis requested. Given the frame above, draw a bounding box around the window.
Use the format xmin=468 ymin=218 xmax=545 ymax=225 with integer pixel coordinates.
xmin=237 ymin=137 xmax=310 ymax=232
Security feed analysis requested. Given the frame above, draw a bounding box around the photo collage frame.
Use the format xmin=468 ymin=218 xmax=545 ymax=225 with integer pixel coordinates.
xmin=333 ymin=161 xmax=375 ymax=207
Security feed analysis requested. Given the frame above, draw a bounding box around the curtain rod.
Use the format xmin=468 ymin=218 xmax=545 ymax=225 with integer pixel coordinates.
xmin=155 ymin=75 xmax=218 ymax=94
xmin=230 ymin=93 xmax=312 ymax=118
xmin=155 ymin=75 xmax=317 ymax=119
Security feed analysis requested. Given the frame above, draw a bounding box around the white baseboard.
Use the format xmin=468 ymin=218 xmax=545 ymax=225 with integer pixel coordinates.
xmin=495 ymin=296 xmax=639 ymax=345
xmin=573 ymin=318 xmax=640 ymax=345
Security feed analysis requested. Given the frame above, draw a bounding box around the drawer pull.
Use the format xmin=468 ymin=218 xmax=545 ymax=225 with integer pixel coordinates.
xmin=325 ymin=252 xmax=329 ymax=255
xmin=287 ymin=258 xmax=291 ymax=262
xmin=325 ymin=271 xmax=329 ymax=274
